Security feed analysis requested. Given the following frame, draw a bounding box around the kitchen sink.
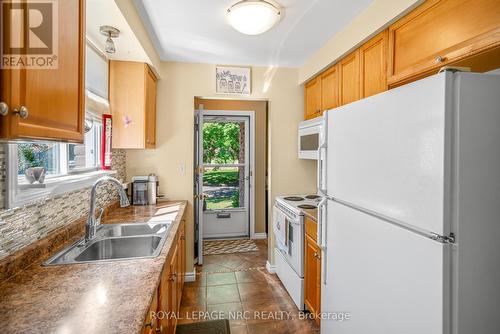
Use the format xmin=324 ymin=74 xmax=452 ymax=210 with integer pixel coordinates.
xmin=44 ymin=222 xmax=172 ymax=266
xmin=75 ymin=236 xmax=162 ymax=262
xmin=97 ymin=222 xmax=171 ymax=238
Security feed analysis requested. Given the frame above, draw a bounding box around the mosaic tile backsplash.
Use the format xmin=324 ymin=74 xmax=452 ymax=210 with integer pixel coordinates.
xmin=0 ymin=147 xmax=127 ymax=260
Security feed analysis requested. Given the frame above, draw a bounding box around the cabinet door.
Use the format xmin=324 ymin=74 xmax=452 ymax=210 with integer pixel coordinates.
xmin=168 ymin=244 xmax=179 ymax=334
xmin=142 ymin=290 xmax=158 ymax=334
xmin=0 ymin=0 xmax=84 ymax=142
xmin=145 ymin=65 xmax=157 ymax=148
xmin=388 ymin=0 xmax=500 ymax=86
xmin=109 ymin=61 xmax=146 ymax=149
xmin=360 ymin=30 xmax=388 ymax=98
xmin=320 ymin=65 xmax=339 ymax=111
xmin=339 ymin=50 xmax=360 ymax=105
xmin=179 ymin=221 xmax=186 ymax=290
xmin=158 ymin=263 xmax=171 ymax=334
xmin=304 ymin=78 xmax=321 ymax=119
xmin=176 ymin=233 xmax=183 ymax=309
xmin=304 ymin=235 xmax=321 ymax=325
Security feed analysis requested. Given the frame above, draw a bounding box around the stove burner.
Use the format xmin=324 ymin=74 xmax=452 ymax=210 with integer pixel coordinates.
xmin=305 ymin=195 xmax=320 ymax=199
xmin=283 ymin=196 xmax=304 ymax=201
xmin=298 ymin=204 xmax=317 ymax=209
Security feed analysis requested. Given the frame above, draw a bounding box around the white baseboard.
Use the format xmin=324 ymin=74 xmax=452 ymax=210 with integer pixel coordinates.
xmin=266 ymin=260 xmax=276 ymax=274
xmin=251 ymin=232 xmax=268 ymax=239
xmin=184 ymin=268 xmax=196 ymax=282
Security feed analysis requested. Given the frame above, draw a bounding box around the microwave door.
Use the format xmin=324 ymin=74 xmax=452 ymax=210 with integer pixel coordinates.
xmin=298 ymin=127 xmax=320 ymax=159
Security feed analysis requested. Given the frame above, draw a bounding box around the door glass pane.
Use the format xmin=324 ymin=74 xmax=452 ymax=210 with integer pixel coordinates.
xmin=203 ymin=166 xmax=245 ymax=210
xmin=203 ymin=121 xmax=245 ymax=164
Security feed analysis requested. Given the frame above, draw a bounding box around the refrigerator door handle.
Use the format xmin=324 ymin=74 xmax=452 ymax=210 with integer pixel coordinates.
xmin=318 ymin=197 xmax=329 ymax=285
xmin=317 ymin=145 xmax=327 ymax=196
xmin=317 ymin=198 xmax=327 ymax=246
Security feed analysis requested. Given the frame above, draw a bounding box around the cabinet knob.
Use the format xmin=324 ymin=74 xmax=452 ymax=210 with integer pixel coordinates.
xmin=0 ymin=102 xmax=9 ymax=116
xmin=13 ymin=106 xmax=29 ymax=119
xmin=435 ymin=56 xmax=445 ymax=63
xmin=144 ymin=319 xmax=154 ymax=328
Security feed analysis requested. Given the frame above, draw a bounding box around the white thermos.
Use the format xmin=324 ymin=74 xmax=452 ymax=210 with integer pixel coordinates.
xmin=147 ymin=174 xmax=158 ymax=205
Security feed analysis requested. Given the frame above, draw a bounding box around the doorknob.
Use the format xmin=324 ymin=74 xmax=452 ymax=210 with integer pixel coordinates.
xmin=0 ymin=102 xmax=9 ymax=116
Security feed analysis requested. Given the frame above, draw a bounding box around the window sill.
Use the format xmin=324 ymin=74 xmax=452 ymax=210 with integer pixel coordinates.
xmin=7 ymin=170 xmax=119 ymax=209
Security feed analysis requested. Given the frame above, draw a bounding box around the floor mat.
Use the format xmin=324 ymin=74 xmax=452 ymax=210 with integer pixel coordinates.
xmin=203 ymin=239 xmax=259 ymax=255
xmin=176 ymin=319 xmax=231 ymax=334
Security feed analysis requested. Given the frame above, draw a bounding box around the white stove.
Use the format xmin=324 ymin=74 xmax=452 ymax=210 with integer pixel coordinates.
xmin=273 ymin=194 xmax=321 ymax=310
xmin=275 ymin=194 xmax=321 ymax=216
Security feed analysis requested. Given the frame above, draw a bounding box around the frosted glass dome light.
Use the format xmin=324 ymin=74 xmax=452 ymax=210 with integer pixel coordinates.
xmin=227 ymin=0 xmax=282 ymax=35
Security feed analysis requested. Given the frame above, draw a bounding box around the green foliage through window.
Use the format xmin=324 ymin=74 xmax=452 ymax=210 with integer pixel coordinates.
xmin=203 ymin=122 xmax=240 ymax=164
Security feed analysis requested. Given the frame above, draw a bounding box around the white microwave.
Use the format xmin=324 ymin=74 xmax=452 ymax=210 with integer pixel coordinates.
xmin=298 ymin=116 xmax=324 ymax=159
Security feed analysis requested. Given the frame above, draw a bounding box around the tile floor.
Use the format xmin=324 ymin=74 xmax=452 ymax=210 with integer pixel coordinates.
xmin=179 ymin=239 xmax=320 ymax=334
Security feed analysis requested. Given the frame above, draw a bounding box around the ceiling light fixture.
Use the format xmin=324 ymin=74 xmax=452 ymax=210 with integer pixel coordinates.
xmin=227 ymin=0 xmax=282 ymax=35
xmin=99 ymin=25 xmax=120 ymax=54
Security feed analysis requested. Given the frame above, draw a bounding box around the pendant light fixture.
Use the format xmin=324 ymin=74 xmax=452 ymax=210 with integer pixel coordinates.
xmin=227 ymin=0 xmax=282 ymax=35
xmin=99 ymin=25 xmax=120 ymax=54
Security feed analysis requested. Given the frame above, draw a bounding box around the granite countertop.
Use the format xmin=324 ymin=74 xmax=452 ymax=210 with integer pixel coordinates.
xmin=0 ymin=201 xmax=187 ymax=334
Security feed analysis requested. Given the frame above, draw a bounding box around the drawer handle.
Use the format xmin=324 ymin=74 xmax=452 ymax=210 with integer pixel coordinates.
xmin=435 ymin=56 xmax=445 ymax=63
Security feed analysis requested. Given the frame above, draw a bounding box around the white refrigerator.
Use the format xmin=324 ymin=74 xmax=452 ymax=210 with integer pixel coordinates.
xmin=317 ymin=72 xmax=500 ymax=334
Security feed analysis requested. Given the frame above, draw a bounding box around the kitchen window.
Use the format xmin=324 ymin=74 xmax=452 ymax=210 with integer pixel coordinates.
xmin=6 ymin=113 xmax=114 ymax=209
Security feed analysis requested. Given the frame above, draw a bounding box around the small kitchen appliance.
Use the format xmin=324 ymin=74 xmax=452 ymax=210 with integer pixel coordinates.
xmin=131 ymin=174 xmax=159 ymax=205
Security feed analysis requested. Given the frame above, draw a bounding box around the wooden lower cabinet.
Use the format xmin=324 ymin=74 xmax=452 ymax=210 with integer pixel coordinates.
xmin=304 ymin=217 xmax=321 ymax=326
xmin=142 ymin=290 xmax=158 ymax=334
xmin=143 ymin=219 xmax=186 ymax=334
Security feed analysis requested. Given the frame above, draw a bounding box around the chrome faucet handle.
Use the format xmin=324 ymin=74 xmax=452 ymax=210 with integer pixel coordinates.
xmin=96 ymin=208 xmax=105 ymax=224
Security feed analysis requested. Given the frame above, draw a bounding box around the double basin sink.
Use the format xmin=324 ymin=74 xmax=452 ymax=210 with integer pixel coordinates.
xmin=44 ymin=222 xmax=173 ymax=265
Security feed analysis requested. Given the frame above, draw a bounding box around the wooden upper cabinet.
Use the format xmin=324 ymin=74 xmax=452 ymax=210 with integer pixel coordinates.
xmin=360 ymin=30 xmax=388 ymax=98
xmin=0 ymin=0 xmax=85 ymax=142
xmin=145 ymin=66 xmax=157 ymax=148
xmin=339 ymin=50 xmax=360 ymax=106
xmin=109 ymin=61 xmax=157 ymax=149
xmin=304 ymin=77 xmax=321 ymax=120
xmin=320 ymin=65 xmax=339 ymax=111
xmin=388 ymin=0 xmax=500 ymax=86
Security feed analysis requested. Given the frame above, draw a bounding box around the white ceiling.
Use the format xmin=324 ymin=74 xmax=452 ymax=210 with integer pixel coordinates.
xmin=86 ymin=0 xmax=150 ymax=63
xmin=133 ymin=0 xmax=373 ymax=68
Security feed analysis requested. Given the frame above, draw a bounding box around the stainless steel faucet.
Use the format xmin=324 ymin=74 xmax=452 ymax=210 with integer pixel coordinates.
xmin=85 ymin=176 xmax=130 ymax=243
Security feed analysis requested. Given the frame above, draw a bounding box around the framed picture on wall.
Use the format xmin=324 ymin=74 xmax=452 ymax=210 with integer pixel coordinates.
xmin=216 ymin=66 xmax=251 ymax=95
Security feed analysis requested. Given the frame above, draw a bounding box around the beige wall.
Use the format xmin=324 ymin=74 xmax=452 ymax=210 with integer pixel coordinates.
xmin=126 ymin=62 xmax=317 ymax=273
xmin=299 ymin=0 xmax=423 ymax=84
xmin=194 ymin=98 xmax=268 ymax=235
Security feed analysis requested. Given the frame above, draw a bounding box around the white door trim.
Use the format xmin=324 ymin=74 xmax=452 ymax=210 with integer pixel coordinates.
xmin=201 ymin=110 xmax=257 ymax=239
